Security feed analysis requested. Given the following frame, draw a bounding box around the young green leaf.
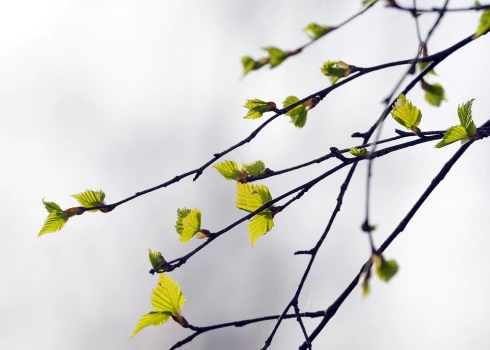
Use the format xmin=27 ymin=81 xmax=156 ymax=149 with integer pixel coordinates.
xmin=418 ymin=45 xmax=437 ymax=76
xmin=262 ymin=47 xmax=288 ymax=68
xmin=148 ymin=248 xmax=166 ymax=272
xmin=241 ymin=56 xmax=268 ymax=77
xmin=243 ymin=99 xmax=276 ymax=119
xmin=131 ymin=274 xmax=185 ymax=338
xmin=283 ymin=96 xmax=309 ymax=128
xmin=303 ymin=23 xmax=332 ymax=40
xmin=374 ymin=258 xmax=399 ymax=282
xmin=362 ymin=0 xmax=378 ymax=5
xmin=435 ymin=125 xmax=470 ymax=148
xmin=457 ymin=99 xmax=477 ymax=136
xmin=248 ymin=212 xmax=274 ymax=247
xmin=422 ymin=81 xmax=446 ymax=107
xmin=241 ymin=160 xmax=266 ymax=176
xmin=71 ymin=189 xmax=106 ymax=212
xmin=39 ymin=211 xmax=69 ymax=236
xmin=213 ymin=160 xmax=244 ymax=181
xmin=43 ymin=198 xmax=64 ymax=214
xmin=391 ymin=94 xmax=422 ymax=132
xmin=236 ymin=183 xmax=272 ymax=213
xmin=174 ymin=208 xmax=202 ymax=243
xmin=475 ymin=0 xmax=481 ymax=6
xmin=321 ymin=61 xmax=351 ymax=85
xmin=474 ymin=9 xmax=490 ymax=38
xmin=349 ymin=147 xmax=367 ymax=157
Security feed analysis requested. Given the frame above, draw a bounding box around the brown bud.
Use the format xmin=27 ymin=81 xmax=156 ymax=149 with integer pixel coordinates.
xmin=172 ymin=314 xmax=189 ymax=328
xmin=196 ymin=229 xmax=211 ymax=239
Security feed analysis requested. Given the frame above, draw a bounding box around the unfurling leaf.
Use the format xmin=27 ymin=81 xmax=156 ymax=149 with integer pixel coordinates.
xmin=435 ymin=125 xmax=470 ymax=148
xmin=362 ymin=0 xmax=379 ymax=5
xmin=131 ymin=274 xmax=186 ymax=338
xmin=435 ymin=99 xmax=478 ymax=148
xmin=303 ymin=23 xmax=333 ymax=40
xmin=241 ymin=56 xmax=268 ymax=77
xmin=321 ymin=60 xmax=351 ymax=85
xmin=71 ymin=189 xmax=106 ymax=212
xmin=391 ymin=94 xmax=422 ymax=132
xmin=373 ymin=254 xmax=399 ymax=282
xmin=349 ymin=147 xmax=367 ymax=157
xmin=38 ymin=198 xmax=73 ymax=236
xmin=457 ymin=99 xmax=477 ymax=137
xmin=174 ymin=208 xmax=202 ymax=243
xmin=241 ymin=160 xmax=266 ymax=177
xmin=283 ymin=95 xmax=317 ymax=128
xmin=243 ymin=99 xmax=276 ymax=119
xmin=213 ymin=160 xmax=244 ymax=181
xmin=148 ymin=248 xmax=167 ymax=272
xmin=236 ymin=183 xmax=274 ymax=246
xmin=262 ymin=47 xmax=289 ymax=68
xmin=473 ymin=9 xmax=490 ymax=38
xmin=421 ymin=81 xmax=446 ymax=107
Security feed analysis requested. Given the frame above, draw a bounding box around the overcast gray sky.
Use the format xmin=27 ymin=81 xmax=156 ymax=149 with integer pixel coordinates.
xmin=1 ymin=0 xmax=490 ymax=349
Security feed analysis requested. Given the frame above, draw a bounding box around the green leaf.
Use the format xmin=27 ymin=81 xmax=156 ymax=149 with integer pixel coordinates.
xmin=349 ymin=147 xmax=367 ymax=157
xmin=391 ymin=94 xmax=422 ymax=130
xmin=361 ymin=277 xmax=370 ymax=298
xmin=475 ymin=0 xmax=481 ymax=6
xmin=474 ymin=9 xmax=490 ymax=38
xmin=375 ymin=259 xmax=399 ymax=282
xmin=241 ymin=160 xmax=266 ymax=176
xmin=38 ymin=211 xmax=69 ymax=236
xmin=321 ymin=61 xmax=350 ymax=85
xmin=131 ymin=312 xmax=171 ymax=338
xmin=174 ymin=208 xmax=202 ymax=243
xmin=262 ymin=47 xmax=288 ymax=68
xmin=148 ymin=248 xmax=166 ymax=270
xmin=236 ymin=183 xmax=272 ymax=213
xmin=362 ymin=0 xmax=378 ymax=5
xmin=303 ymin=23 xmax=332 ymax=40
xmin=242 ymin=56 xmax=256 ymax=76
xmin=243 ymin=99 xmax=276 ymax=119
xmin=213 ymin=160 xmax=244 ymax=181
xmin=42 ymin=198 xmax=63 ymax=214
xmin=283 ymin=96 xmax=309 ymax=128
xmin=131 ymin=274 xmax=185 ymax=338
xmin=423 ymin=82 xmax=446 ymax=107
xmin=248 ymin=211 xmax=274 ymax=247
xmin=71 ymin=189 xmax=106 ymax=212
xmin=435 ymin=125 xmax=469 ymax=148
xmin=457 ymin=99 xmax=477 ymax=136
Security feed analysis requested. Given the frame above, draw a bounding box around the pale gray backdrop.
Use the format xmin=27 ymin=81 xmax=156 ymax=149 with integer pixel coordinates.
xmin=1 ymin=0 xmax=490 ymax=349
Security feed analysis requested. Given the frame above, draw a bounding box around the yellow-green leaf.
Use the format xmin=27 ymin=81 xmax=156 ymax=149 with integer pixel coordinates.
xmin=423 ymin=82 xmax=446 ymax=107
xmin=42 ymin=198 xmax=63 ymax=214
xmin=262 ymin=47 xmax=288 ymax=68
xmin=242 ymin=56 xmax=256 ymax=76
xmin=71 ymin=189 xmax=106 ymax=212
xmin=457 ymin=99 xmax=477 ymax=136
xmin=349 ymin=147 xmax=367 ymax=157
xmin=283 ymin=96 xmax=309 ymax=128
xmin=236 ymin=183 xmax=272 ymax=213
xmin=435 ymin=125 xmax=469 ymax=148
xmin=474 ymin=9 xmax=490 ymax=38
xmin=179 ymin=209 xmax=202 ymax=243
xmin=38 ymin=211 xmax=69 ymax=236
xmin=391 ymin=94 xmax=422 ymax=130
xmin=375 ymin=259 xmax=399 ymax=282
xmin=321 ymin=61 xmax=350 ymax=85
xmin=362 ymin=0 xmax=378 ymax=5
xmin=248 ymin=212 xmax=274 ymax=247
xmin=131 ymin=312 xmax=171 ymax=339
xmin=213 ymin=160 xmax=244 ymax=181
xmin=243 ymin=99 xmax=276 ymax=119
xmin=148 ymin=248 xmax=166 ymax=270
xmin=303 ymin=23 xmax=332 ymax=40
xmin=241 ymin=160 xmax=266 ymax=176
xmin=175 ymin=208 xmax=191 ymax=233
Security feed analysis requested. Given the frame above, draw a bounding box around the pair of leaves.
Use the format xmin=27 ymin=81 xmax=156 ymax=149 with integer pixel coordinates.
xmin=38 ymin=189 xmax=107 ymax=236
xmin=243 ymin=99 xmax=277 ymax=119
xmin=213 ymin=160 xmax=266 ymax=182
xmin=361 ymin=254 xmax=399 ymax=297
xmin=421 ymin=80 xmax=446 ymax=107
xmin=391 ymin=94 xmax=422 ymax=133
xmin=131 ymin=273 xmax=186 ymax=338
xmin=435 ymin=99 xmax=478 ymax=148
xmin=303 ymin=23 xmax=333 ymax=40
xmin=175 ymin=208 xmax=204 ymax=243
xmin=236 ymin=183 xmax=274 ymax=247
xmin=474 ymin=9 xmax=490 ymax=39
xmin=321 ymin=61 xmax=351 ymax=85
xmin=283 ymin=96 xmax=319 ymax=128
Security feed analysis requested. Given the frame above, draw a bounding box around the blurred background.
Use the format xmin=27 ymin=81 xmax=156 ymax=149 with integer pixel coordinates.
xmin=1 ymin=0 xmax=490 ymax=349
